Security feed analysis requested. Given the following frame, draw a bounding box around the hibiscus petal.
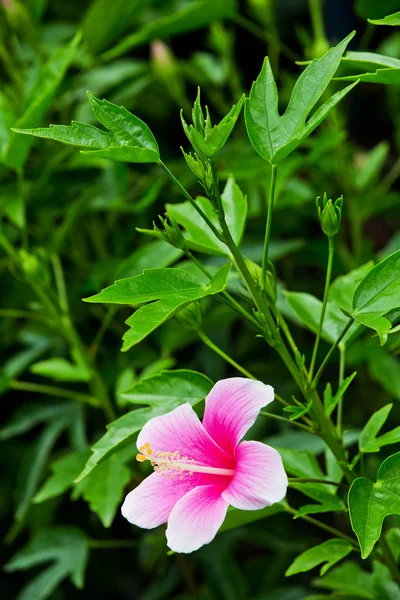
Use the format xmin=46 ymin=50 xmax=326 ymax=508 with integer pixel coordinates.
xmin=137 ymin=403 xmax=233 ymax=469
xmin=222 ymin=441 xmax=288 ymax=510
xmin=121 ymin=472 xmax=189 ymax=528
xmin=202 ymin=378 xmax=274 ymax=453
xmin=166 ymin=485 xmax=228 ymax=553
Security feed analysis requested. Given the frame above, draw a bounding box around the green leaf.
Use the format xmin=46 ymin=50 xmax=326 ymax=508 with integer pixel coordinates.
xmin=81 ymin=0 xmax=144 ymax=53
xmin=369 ymin=11 xmax=400 ymax=25
xmin=355 ymin=0 xmax=400 ymax=20
xmin=76 ymin=369 xmax=213 ymax=481
xmin=33 ymin=450 xmax=91 ymax=504
xmin=30 ymin=358 xmax=91 ymax=382
xmin=15 ymin=416 xmax=74 ymax=523
xmin=5 ymin=527 xmax=89 ymax=600
xmin=245 ymin=33 xmax=356 ymax=164
xmin=359 ymin=404 xmax=400 ymax=453
xmin=166 ymin=177 xmax=247 ymax=256
xmin=102 ymin=0 xmax=236 ymax=61
xmin=368 ymin=346 xmax=400 ymax=401
xmin=277 ymin=447 xmax=326 ymax=479
xmin=219 ymin=503 xmax=284 ymax=533
xmin=349 ymin=250 xmax=400 ymax=344
xmin=313 ymin=561 xmax=374 ymax=598
xmin=286 ymin=539 xmax=352 ymax=577
xmin=295 ymin=503 xmax=344 ymax=518
xmin=182 ymin=94 xmax=244 ymax=158
xmin=77 ymin=449 xmax=134 ymax=527
xmin=354 ymin=141 xmax=390 ymax=190
xmin=0 ymin=402 xmax=75 ymax=440
xmin=120 ymin=369 xmax=213 ymax=406
xmin=13 ymin=92 xmax=160 ymax=164
xmin=285 ymin=263 xmax=373 ymax=348
xmin=324 ymin=372 xmax=357 ymax=418
xmin=340 ymin=51 xmax=400 ymax=85
xmin=85 ymin=264 xmax=230 ymax=350
xmin=4 ymin=33 xmax=81 ymax=169
xmin=348 ymin=451 xmax=400 ymax=557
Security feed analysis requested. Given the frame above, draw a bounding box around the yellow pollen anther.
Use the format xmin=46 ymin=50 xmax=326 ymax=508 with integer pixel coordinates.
xmin=135 ymin=442 xmax=235 ymax=478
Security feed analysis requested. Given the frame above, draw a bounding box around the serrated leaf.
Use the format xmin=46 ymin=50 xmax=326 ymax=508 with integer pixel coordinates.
xmin=77 ymin=450 xmax=133 ymax=527
xmin=0 ymin=402 xmax=75 ymax=440
xmin=120 ymin=369 xmax=213 ymax=406
xmin=76 ymin=369 xmax=214 ymax=481
xmin=313 ymin=561 xmax=374 ymax=598
xmin=182 ymin=95 xmax=244 ymax=158
xmin=166 ymin=177 xmax=247 ymax=256
xmin=348 ymin=250 xmax=400 ymax=344
xmin=283 ymin=400 xmax=312 ymax=421
xmin=286 ymin=539 xmax=352 ymax=576
xmin=13 ymin=92 xmax=160 ymax=164
xmin=323 ymin=372 xmax=357 ymax=418
xmin=4 ymin=33 xmax=81 ymax=169
xmin=102 ymin=0 xmax=237 ymax=61
xmin=5 ymin=527 xmax=89 ymax=600
xmin=359 ymin=404 xmax=400 ymax=453
xmin=85 ymin=264 xmax=230 ymax=350
xmin=369 ymin=11 xmax=400 ymax=25
xmin=348 ymin=451 xmax=400 ymax=558
xmin=245 ymin=33 xmax=356 ymax=164
xmin=33 ymin=450 xmax=91 ymax=504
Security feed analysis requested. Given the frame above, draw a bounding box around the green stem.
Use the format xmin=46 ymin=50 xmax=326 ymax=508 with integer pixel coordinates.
xmin=261 ymin=164 xmax=277 ymax=291
xmin=164 ymin=165 xmax=354 ymax=484
xmin=260 ymin=410 xmax=314 ymax=433
xmin=289 ymin=477 xmax=347 ymax=489
xmin=308 ymin=0 xmax=327 ymax=49
xmin=312 ymin=318 xmax=354 ymax=390
xmin=0 ymin=309 xmax=49 ymax=321
xmin=197 ymin=329 xmax=256 ymax=380
xmin=10 ymin=380 xmax=100 ymax=408
xmin=184 ymin=248 xmax=262 ymax=331
xmin=232 ymin=15 xmax=298 ymax=62
xmin=309 ymin=236 xmax=335 ymax=381
xmin=285 ymin=503 xmax=358 ymax=548
xmin=337 ymin=346 xmax=345 ymax=436
xmin=159 ymin=161 xmax=222 ymax=241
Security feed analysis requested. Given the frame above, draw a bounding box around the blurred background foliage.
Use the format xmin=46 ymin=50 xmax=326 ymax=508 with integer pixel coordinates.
xmin=1 ymin=0 xmax=400 ymax=598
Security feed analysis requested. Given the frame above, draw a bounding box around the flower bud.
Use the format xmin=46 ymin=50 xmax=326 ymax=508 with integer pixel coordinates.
xmin=150 ymin=40 xmax=186 ymax=108
xmin=316 ymin=193 xmax=343 ymax=237
xmin=175 ymin=301 xmax=203 ymax=330
xmin=153 ymin=214 xmax=186 ymax=250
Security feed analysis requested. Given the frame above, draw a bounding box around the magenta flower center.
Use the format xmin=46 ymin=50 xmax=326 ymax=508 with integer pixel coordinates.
xmin=136 ymin=443 xmax=235 ymax=478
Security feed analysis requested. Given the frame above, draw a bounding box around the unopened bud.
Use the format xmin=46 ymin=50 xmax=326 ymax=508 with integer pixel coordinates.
xmin=154 ymin=214 xmax=186 ymax=249
xmin=316 ymin=193 xmax=343 ymax=237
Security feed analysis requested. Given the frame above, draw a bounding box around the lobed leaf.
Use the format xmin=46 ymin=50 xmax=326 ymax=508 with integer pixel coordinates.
xmin=286 ymin=539 xmax=352 ymax=577
xmin=13 ymin=92 xmax=160 ymax=164
xmin=245 ymin=33 xmax=356 ymax=164
xmin=348 ymin=451 xmax=400 ymax=557
xmin=348 ymin=250 xmax=400 ymax=344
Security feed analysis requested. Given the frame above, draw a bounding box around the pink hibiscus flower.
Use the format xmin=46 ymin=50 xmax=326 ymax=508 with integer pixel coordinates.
xmin=121 ymin=377 xmax=287 ymax=553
